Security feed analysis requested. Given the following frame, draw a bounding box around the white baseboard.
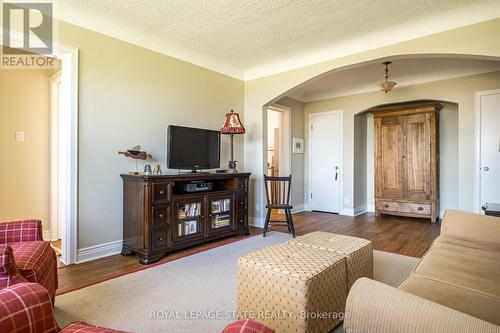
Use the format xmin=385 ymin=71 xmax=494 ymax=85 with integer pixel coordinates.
xmin=366 ymin=205 xmax=375 ymax=213
xmin=340 ymin=208 xmax=355 ymax=216
xmin=77 ymin=240 xmax=122 ymax=264
xmin=291 ymin=204 xmax=305 ymax=214
xmin=340 ymin=206 xmax=367 ymax=217
xmin=354 ymin=205 xmax=367 ymax=216
xmin=249 ymin=216 xmax=265 ymax=228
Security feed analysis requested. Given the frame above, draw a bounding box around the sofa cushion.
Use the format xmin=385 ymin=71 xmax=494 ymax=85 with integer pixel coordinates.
xmin=432 ymin=235 xmax=500 ymax=260
xmin=9 ymin=241 xmax=58 ymax=298
xmin=399 ymin=274 xmax=500 ymax=325
xmin=413 ymin=247 xmax=500 ymax=298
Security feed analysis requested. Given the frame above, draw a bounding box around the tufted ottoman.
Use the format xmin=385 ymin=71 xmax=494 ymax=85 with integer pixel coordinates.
xmin=290 ymin=232 xmax=373 ymax=289
xmin=237 ymin=232 xmax=373 ymax=333
xmin=237 ymin=242 xmax=347 ymax=333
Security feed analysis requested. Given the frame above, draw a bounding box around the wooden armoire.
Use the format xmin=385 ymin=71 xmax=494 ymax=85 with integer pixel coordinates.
xmin=374 ymin=103 xmax=441 ymax=222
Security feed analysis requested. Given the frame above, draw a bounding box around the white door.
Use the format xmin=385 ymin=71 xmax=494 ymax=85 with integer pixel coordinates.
xmin=479 ymin=91 xmax=500 ymax=208
xmin=309 ymin=112 xmax=342 ymax=213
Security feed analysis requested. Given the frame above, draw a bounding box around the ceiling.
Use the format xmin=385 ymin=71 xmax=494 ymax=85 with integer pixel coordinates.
xmin=49 ymin=0 xmax=500 ymax=80
xmin=287 ymin=58 xmax=500 ymax=102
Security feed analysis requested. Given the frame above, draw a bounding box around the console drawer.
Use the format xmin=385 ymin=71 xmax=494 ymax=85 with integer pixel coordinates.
xmin=153 ymin=182 xmax=172 ymax=203
xmin=377 ymin=200 xmax=431 ymax=215
xmin=236 ymin=178 xmax=248 ymax=192
xmin=152 ymin=205 xmax=170 ymax=228
xmin=151 ymin=227 xmax=169 ymax=250
xmin=236 ymin=213 xmax=247 ymax=228
xmin=236 ymin=196 xmax=248 ymax=211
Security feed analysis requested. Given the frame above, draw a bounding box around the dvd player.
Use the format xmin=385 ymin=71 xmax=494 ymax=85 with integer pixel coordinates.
xmin=183 ymin=181 xmax=213 ymax=193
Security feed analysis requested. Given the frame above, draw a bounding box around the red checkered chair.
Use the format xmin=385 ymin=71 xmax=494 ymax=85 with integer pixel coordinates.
xmin=0 ymin=282 xmax=129 ymax=333
xmin=0 ymin=220 xmax=58 ymax=300
xmin=221 ymin=319 xmax=275 ymax=333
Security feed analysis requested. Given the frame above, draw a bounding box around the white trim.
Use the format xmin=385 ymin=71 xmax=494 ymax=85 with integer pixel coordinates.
xmin=1 ymin=28 xmax=79 ymax=265
xmin=366 ymin=205 xmax=375 ymax=213
xmin=474 ymin=88 xmax=500 ymax=214
xmin=307 ymin=110 xmax=344 ymax=214
xmin=77 ymin=240 xmax=123 ymax=264
xmin=340 ymin=208 xmax=354 ymax=216
xmin=340 ymin=206 xmax=367 ymax=217
xmin=291 ymin=204 xmax=305 ymax=214
xmin=249 ymin=216 xmax=265 ymax=228
xmin=50 ymin=72 xmax=62 ymax=242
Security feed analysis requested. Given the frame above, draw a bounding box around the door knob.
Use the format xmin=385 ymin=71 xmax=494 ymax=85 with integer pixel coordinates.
xmin=483 ymin=167 xmax=490 ymax=171
xmin=334 ymin=166 xmax=339 ymax=181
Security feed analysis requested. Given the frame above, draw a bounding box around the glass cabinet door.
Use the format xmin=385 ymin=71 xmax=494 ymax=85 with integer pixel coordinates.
xmin=208 ymin=195 xmax=235 ymax=235
xmin=173 ymin=197 xmax=205 ymax=244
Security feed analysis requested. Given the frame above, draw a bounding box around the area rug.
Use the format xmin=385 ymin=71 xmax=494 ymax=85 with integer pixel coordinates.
xmin=54 ymin=232 xmax=419 ymax=333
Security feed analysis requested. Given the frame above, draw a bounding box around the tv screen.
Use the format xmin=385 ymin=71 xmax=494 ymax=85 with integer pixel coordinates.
xmin=167 ymin=125 xmax=220 ymax=170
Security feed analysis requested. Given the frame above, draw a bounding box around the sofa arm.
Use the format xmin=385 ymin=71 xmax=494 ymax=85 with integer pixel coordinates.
xmin=0 ymin=282 xmax=58 ymax=333
xmin=0 ymin=245 xmax=27 ymax=288
xmin=0 ymin=220 xmax=43 ymax=244
xmin=441 ymin=209 xmax=500 ymax=244
xmin=344 ymin=278 xmax=500 ymax=333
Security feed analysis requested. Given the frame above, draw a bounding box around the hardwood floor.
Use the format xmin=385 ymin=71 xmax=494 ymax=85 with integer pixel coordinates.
xmin=56 ymin=211 xmax=440 ymax=295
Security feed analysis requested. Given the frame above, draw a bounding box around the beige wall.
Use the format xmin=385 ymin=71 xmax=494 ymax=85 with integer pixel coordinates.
xmin=244 ymin=18 xmax=500 ymax=220
xmin=275 ymin=97 xmax=305 ymax=208
xmin=0 ymin=69 xmax=55 ymax=229
xmin=52 ymin=21 xmax=244 ymax=249
xmin=353 ymin=113 xmax=367 ymax=212
xmin=305 ymin=71 xmax=500 ymax=215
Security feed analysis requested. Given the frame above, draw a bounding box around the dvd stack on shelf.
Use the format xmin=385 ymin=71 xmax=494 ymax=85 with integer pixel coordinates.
xmin=211 ymin=198 xmax=231 ymax=229
xmin=178 ymin=202 xmax=201 ymax=236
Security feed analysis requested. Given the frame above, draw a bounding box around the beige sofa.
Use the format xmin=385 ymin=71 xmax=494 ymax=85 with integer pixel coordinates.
xmin=344 ymin=209 xmax=500 ymax=333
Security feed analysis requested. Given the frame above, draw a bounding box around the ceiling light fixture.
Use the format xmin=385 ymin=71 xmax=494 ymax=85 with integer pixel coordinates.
xmin=378 ymin=61 xmax=397 ymax=93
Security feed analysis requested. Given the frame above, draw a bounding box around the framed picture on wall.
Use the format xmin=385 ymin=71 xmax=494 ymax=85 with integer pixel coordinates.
xmin=293 ymin=137 xmax=304 ymax=154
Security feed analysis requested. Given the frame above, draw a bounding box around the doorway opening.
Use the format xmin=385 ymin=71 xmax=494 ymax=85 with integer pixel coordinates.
xmin=266 ymin=104 xmax=291 ymax=216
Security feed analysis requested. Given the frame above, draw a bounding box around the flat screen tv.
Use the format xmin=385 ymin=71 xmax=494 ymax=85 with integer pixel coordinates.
xmin=167 ymin=125 xmax=220 ymax=171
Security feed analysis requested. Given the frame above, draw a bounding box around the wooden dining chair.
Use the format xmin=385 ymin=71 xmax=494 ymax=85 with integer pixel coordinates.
xmin=263 ymin=175 xmax=296 ymax=237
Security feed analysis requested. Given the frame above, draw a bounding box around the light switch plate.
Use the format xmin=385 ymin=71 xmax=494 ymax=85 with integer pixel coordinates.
xmin=15 ymin=131 xmax=24 ymax=142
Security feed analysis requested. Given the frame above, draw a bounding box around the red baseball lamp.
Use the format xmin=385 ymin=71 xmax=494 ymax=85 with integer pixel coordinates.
xmin=220 ymin=110 xmax=245 ymax=173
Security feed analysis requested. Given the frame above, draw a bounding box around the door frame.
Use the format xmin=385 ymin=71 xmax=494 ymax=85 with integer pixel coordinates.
xmin=307 ymin=110 xmax=343 ymax=213
xmin=1 ymin=28 xmax=79 ymax=265
xmin=474 ymin=88 xmax=500 ymax=213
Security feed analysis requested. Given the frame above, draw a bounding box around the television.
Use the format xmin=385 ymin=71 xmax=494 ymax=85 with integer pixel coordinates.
xmin=167 ymin=125 xmax=220 ymax=171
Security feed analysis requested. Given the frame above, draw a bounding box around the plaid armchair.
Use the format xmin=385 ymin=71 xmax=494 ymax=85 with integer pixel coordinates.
xmin=0 ymin=220 xmax=58 ymax=299
xmin=0 ymin=282 xmax=129 ymax=333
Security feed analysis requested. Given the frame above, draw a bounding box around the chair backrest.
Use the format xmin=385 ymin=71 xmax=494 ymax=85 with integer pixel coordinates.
xmin=264 ymin=175 xmax=292 ymax=206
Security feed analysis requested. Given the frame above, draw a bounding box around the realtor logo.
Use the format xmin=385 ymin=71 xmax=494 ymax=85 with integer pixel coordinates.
xmin=2 ymin=2 xmax=53 ymax=54
xmin=1 ymin=2 xmax=56 ymax=69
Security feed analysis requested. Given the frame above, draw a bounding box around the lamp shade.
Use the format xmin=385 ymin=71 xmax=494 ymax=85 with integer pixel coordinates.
xmin=220 ymin=110 xmax=246 ymax=134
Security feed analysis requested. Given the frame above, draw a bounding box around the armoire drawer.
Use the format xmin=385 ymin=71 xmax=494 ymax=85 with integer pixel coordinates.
xmin=377 ymin=200 xmax=431 ymax=215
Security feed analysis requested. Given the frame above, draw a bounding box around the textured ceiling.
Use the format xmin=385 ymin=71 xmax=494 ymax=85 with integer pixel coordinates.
xmin=288 ymin=58 xmax=500 ymax=101
xmin=50 ymin=0 xmax=500 ymax=79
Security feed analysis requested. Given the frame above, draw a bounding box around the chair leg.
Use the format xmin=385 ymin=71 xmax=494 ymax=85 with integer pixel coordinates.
xmin=263 ymin=208 xmax=271 ymax=237
xmin=285 ymin=209 xmax=296 ymax=238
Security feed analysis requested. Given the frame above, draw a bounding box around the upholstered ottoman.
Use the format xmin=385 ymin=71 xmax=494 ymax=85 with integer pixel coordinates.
xmin=237 ymin=243 xmax=347 ymax=333
xmin=290 ymin=232 xmax=373 ymax=289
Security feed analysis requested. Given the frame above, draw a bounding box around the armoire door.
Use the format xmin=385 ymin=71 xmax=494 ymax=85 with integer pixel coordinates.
xmin=375 ymin=116 xmax=405 ymax=198
xmin=405 ymin=113 xmax=431 ymax=201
